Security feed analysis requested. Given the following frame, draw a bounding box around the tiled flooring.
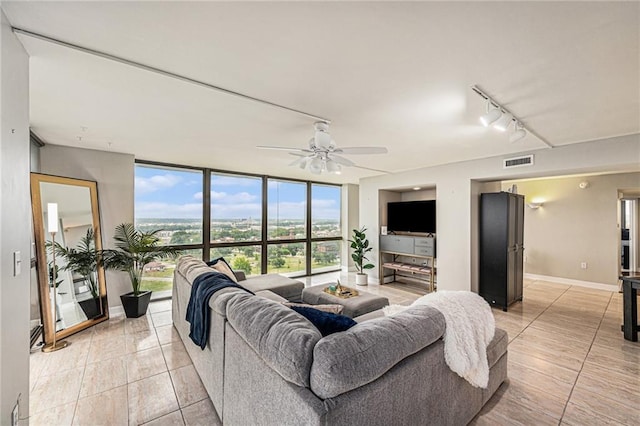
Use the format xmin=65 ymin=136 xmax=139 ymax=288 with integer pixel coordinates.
xmin=29 ymin=273 xmax=639 ymax=425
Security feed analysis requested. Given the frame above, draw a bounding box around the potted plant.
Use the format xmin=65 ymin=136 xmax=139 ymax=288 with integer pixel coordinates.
xmin=101 ymin=223 xmax=177 ymax=318
xmin=349 ymin=227 xmax=374 ymax=285
xmin=49 ymin=228 xmax=104 ymax=319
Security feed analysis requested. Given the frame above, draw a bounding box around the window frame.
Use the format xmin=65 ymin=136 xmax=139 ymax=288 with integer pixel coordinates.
xmin=135 ymin=159 xmax=342 ymax=277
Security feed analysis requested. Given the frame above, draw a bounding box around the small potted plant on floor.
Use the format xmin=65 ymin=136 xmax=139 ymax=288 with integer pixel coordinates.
xmin=349 ymin=227 xmax=374 ymax=286
xmin=101 ymin=223 xmax=177 ymax=318
xmin=49 ymin=228 xmax=104 ymax=319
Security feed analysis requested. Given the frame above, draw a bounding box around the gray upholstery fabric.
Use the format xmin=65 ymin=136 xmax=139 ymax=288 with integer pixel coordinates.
xmin=487 ymin=328 xmax=508 ymax=368
xmin=240 ymin=273 xmax=304 ymax=301
xmin=173 ymin=257 xmax=228 ymax=420
xmin=324 ymin=338 xmax=481 ymax=426
xmin=302 ymin=285 xmax=389 ymax=317
xmin=223 ymin=325 xmax=327 ymax=426
xmin=353 ymin=309 xmax=386 ymax=322
xmin=225 ymin=292 xmax=322 ymax=387
xmin=255 ymin=289 xmax=288 ymax=303
xmin=310 ymin=305 xmax=445 ymax=398
xmin=482 ymin=352 xmax=508 ymax=405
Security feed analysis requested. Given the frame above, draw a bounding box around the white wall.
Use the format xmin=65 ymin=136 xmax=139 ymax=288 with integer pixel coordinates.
xmin=360 ymin=134 xmax=640 ymax=292
xmin=0 ymin=10 xmax=31 ymax=421
xmin=341 ymin=184 xmax=359 ymax=271
xmin=502 ymin=172 xmax=640 ymax=287
xmin=40 ymin=145 xmax=135 ymax=310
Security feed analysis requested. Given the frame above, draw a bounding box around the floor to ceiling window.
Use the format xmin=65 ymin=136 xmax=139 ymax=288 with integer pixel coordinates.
xmin=134 ymin=161 xmax=342 ymax=289
xmin=134 ymin=164 xmax=203 ymax=292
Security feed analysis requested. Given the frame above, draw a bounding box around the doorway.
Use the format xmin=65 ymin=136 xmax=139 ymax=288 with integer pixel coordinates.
xmin=620 ymin=197 xmax=639 ymax=275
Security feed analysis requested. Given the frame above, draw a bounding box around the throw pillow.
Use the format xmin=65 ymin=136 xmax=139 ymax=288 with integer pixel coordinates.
xmin=282 ymin=302 xmax=344 ymax=315
xmin=206 ymin=257 xmax=238 ymax=283
xmin=290 ymin=306 xmax=357 ymax=337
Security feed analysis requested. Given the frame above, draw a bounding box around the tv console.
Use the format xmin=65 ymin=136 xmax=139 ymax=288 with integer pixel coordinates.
xmin=379 ymin=235 xmax=436 ymax=292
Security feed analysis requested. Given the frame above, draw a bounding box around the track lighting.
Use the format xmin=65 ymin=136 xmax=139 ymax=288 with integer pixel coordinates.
xmin=509 ymin=122 xmax=527 ymax=143
xmin=493 ymin=112 xmax=513 ymax=132
xmin=480 ymin=102 xmax=502 ymax=127
xmin=471 ymin=85 xmax=553 ymax=148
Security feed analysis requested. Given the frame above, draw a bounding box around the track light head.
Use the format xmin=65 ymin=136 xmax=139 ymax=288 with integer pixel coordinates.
xmin=509 ymin=123 xmax=527 ymax=143
xmin=493 ymin=112 xmax=513 ymax=132
xmin=480 ymin=106 xmax=502 ymax=127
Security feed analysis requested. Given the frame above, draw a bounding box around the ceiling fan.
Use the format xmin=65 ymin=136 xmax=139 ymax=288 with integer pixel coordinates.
xmin=257 ymin=122 xmax=388 ymax=175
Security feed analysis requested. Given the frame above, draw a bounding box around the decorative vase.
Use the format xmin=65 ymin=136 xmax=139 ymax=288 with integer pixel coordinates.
xmin=120 ymin=291 xmax=152 ymax=318
xmin=355 ymin=273 xmax=368 ymax=286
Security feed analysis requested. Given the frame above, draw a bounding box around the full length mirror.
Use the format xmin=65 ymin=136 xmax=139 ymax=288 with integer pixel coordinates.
xmin=31 ymin=173 xmax=108 ymax=343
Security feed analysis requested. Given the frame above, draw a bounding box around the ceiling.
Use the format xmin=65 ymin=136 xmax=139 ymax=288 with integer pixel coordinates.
xmin=3 ymin=1 xmax=639 ymax=184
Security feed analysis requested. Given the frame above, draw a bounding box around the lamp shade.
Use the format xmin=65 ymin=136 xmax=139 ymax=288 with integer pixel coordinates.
xmin=309 ymin=158 xmax=323 ymax=174
xmin=47 ymin=203 xmax=59 ymax=233
xmin=326 ymin=160 xmax=341 ymax=174
xmin=479 ymin=109 xmax=502 ymax=127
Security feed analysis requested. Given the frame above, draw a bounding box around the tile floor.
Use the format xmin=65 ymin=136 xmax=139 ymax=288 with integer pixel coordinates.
xmin=28 ymin=273 xmax=639 ymax=425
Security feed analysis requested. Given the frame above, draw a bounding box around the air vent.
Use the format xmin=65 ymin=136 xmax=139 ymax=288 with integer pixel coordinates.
xmin=503 ymin=154 xmax=534 ymax=169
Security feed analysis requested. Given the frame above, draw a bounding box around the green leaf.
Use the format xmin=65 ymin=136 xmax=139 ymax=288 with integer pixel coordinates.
xmin=363 ymin=264 xmax=375 ymax=269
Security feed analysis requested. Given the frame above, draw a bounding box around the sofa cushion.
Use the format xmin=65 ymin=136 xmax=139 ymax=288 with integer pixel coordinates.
xmin=290 ymin=306 xmax=357 ymax=337
xmin=177 ymin=255 xmax=216 ymax=283
xmin=241 ymin=274 xmax=304 ymax=301
xmin=207 ymin=257 xmax=238 ymax=283
xmin=310 ymin=305 xmax=446 ymax=398
xmin=226 ymin=292 xmax=322 ymax=387
xmin=283 ymin=302 xmax=344 ymax=315
xmin=486 ymin=328 xmax=508 ymax=368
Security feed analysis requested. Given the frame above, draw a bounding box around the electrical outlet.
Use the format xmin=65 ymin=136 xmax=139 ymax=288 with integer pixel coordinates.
xmin=412 ymin=258 xmax=416 ymax=264
xmin=580 ymin=262 xmax=588 ymax=269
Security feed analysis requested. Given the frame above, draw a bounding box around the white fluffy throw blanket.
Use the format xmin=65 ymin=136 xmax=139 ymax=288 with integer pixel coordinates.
xmin=383 ymin=291 xmax=495 ymax=388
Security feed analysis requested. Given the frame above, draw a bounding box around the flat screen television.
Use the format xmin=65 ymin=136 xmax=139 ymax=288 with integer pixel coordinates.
xmin=387 ymin=200 xmax=436 ymax=234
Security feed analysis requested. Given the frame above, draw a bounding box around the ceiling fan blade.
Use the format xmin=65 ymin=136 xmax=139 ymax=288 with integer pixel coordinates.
xmin=288 ymin=156 xmax=305 ymax=167
xmin=328 ymin=154 xmax=355 ymax=167
xmin=257 ymin=145 xmax=313 ymax=153
xmin=334 ymin=147 xmax=388 ymax=155
xmin=288 ymin=152 xmax=306 ymax=157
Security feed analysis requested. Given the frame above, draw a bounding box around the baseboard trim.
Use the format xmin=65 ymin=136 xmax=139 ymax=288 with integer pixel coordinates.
xmin=109 ymin=305 xmax=124 ymax=316
xmin=524 ymin=273 xmax=619 ymax=292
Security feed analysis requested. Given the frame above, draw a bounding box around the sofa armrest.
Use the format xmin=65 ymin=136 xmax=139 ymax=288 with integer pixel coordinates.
xmin=233 ymin=270 xmax=247 ymax=281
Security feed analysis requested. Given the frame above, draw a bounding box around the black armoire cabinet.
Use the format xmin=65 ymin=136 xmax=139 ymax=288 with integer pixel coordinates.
xmin=479 ymin=192 xmax=524 ymax=311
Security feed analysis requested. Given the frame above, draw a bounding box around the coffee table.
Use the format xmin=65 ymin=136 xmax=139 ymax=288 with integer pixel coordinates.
xmin=302 ymin=284 xmax=389 ymax=318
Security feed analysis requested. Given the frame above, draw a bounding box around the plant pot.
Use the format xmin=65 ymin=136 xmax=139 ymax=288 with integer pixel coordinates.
xmin=355 ymin=273 xmax=368 ymax=286
xmin=78 ymin=296 xmax=105 ymax=319
xmin=120 ymin=291 xmax=152 ymax=318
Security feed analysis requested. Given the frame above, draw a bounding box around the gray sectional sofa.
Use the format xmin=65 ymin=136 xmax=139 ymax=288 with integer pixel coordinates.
xmin=172 ymin=256 xmax=508 ymax=425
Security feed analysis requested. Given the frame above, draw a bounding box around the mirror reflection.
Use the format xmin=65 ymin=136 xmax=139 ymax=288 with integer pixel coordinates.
xmin=31 ymin=174 xmax=108 ymax=343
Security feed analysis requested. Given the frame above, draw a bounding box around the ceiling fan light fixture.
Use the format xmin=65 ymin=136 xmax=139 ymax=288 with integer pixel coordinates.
xmin=326 ymin=159 xmax=341 ymax=174
xmin=309 ymin=157 xmax=323 ymax=174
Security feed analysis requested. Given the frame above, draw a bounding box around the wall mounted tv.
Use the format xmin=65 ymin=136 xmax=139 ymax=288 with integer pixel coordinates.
xmin=387 ymin=200 xmax=436 ymax=234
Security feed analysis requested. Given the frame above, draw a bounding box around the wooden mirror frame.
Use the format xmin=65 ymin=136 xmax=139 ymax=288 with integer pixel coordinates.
xmin=31 ymin=173 xmax=109 ymax=343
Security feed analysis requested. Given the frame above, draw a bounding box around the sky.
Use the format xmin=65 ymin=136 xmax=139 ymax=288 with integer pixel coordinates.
xmin=134 ymin=165 xmax=341 ymax=220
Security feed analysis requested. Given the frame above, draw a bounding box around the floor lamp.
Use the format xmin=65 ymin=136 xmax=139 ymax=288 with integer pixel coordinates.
xmin=42 ymin=202 xmax=69 ymax=353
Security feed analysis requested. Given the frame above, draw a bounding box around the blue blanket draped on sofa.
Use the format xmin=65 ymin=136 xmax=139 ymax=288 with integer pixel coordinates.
xmin=186 ymin=271 xmax=254 ymax=349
